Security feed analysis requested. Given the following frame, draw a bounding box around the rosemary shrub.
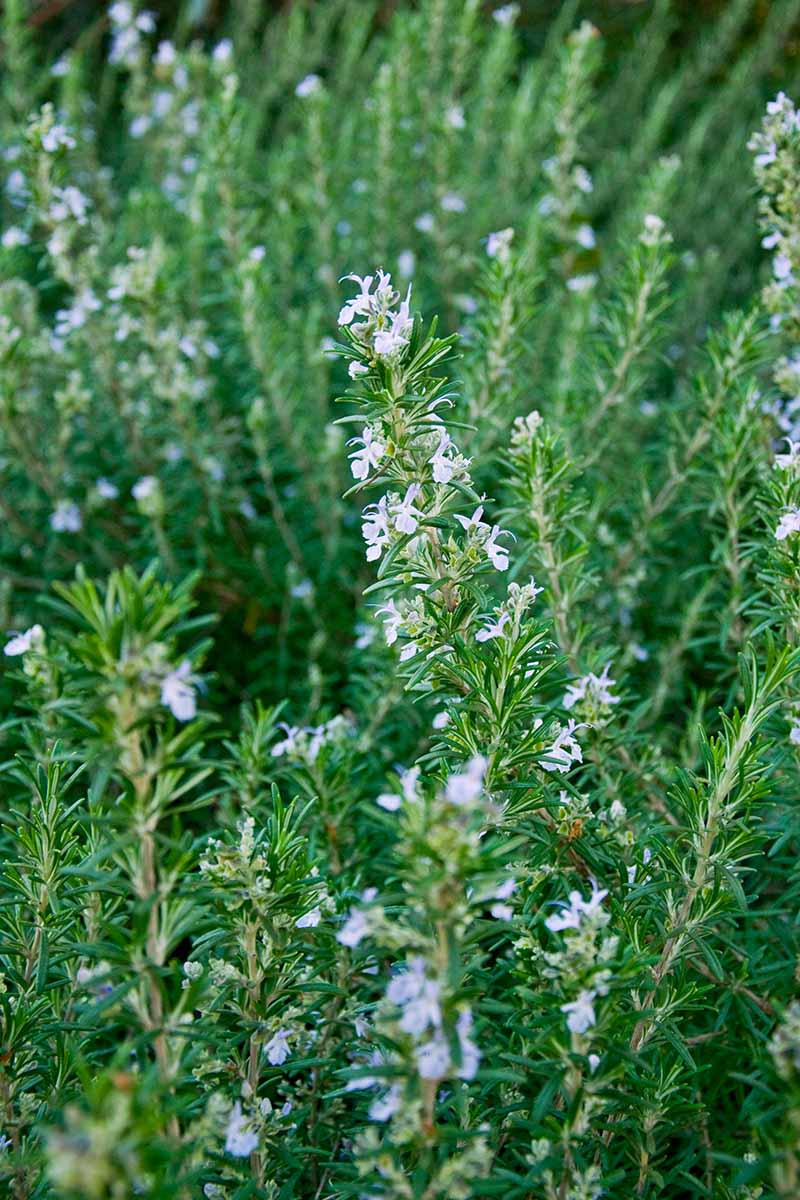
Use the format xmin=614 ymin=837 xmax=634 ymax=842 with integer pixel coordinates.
xmin=3 ymin=2 xmax=800 ymax=1198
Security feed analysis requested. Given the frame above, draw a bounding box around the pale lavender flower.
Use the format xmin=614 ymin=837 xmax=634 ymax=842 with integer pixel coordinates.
xmin=362 ymin=495 xmax=391 ymax=561
xmin=456 ymin=1008 xmax=480 ymax=1079
xmin=338 ymin=908 xmax=370 ymax=947
xmin=776 ymin=508 xmax=800 ymax=540
xmin=561 ymin=989 xmax=597 ymax=1034
xmin=440 ymin=191 xmax=466 ymax=213
xmin=265 ymin=1029 xmax=291 ymax=1065
xmin=1 ymin=227 xmax=30 ymax=248
xmin=296 ymin=907 xmax=322 ymax=929
xmin=541 ymin=719 xmax=584 ymax=774
xmin=445 ymin=755 xmax=487 ymax=807
xmin=416 ymin=1034 xmax=451 ymax=1079
xmin=4 ymin=625 xmax=43 ymax=656
xmin=369 ymin=1084 xmax=402 ymax=1122
xmin=391 ymin=483 xmax=424 ymax=535
xmin=50 ymin=501 xmax=82 ymax=533
xmin=485 ymin=524 xmax=511 ymax=570
xmin=161 ymin=661 xmax=196 ymax=721
xmin=224 ymin=1103 xmax=258 ymax=1157
xmin=349 ymin=427 xmax=386 ymax=481
xmin=493 ymin=3 xmax=519 ymax=24
xmin=429 ymin=430 xmax=456 ymax=484
xmin=295 ymin=73 xmax=322 ymax=98
xmin=476 ymin=611 xmax=511 ymax=643
xmin=376 ymin=598 xmax=403 ymax=645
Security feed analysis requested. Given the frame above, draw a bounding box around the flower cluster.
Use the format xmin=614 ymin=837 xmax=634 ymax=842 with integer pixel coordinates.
xmin=544 ymin=883 xmax=615 ymax=1036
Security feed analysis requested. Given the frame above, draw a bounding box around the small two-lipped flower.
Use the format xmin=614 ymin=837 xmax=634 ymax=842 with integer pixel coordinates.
xmin=4 ymin=624 xmax=44 ymax=657
xmin=161 ymin=660 xmax=197 ymax=721
xmin=775 ymin=508 xmax=800 ymax=540
xmin=338 ymin=270 xmax=413 ymax=363
xmin=545 ymin=882 xmax=608 ymax=933
xmin=454 ymin=505 xmax=512 ymax=571
xmin=348 ymin=427 xmax=385 ymax=481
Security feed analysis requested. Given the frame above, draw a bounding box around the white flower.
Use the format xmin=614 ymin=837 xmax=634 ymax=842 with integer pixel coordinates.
xmin=265 ymin=1029 xmax=291 ymax=1066
xmin=446 ymin=105 xmax=466 ymax=130
xmin=476 ymin=610 xmax=511 ymax=643
xmin=338 ymin=907 xmax=370 ymax=947
xmin=4 ymin=625 xmax=43 ymax=657
xmin=339 ymin=273 xmax=376 ymax=325
xmin=415 ymin=212 xmax=435 ymax=234
xmin=1 ymin=227 xmax=29 ymax=248
xmin=369 ymin=1084 xmax=402 ymax=1122
xmin=545 ymin=883 xmax=608 ymax=933
xmin=574 ymin=166 xmax=593 ymax=194
xmin=373 ymin=288 xmax=413 ymax=359
xmin=348 ymin=360 xmax=369 ymax=379
xmin=295 ymin=73 xmax=322 ymax=98
xmin=161 ymin=661 xmax=196 ymax=722
xmin=493 ymin=3 xmax=519 ymax=24
xmin=416 ymin=1034 xmax=451 ymax=1079
xmin=755 ymin=142 xmax=777 ymax=169
xmin=561 ymin=989 xmax=597 ymax=1034
xmin=362 ymin=495 xmax=391 ymax=561
xmin=774 ymin=253 xmax=794 ymax=281
xmin=224 ymin=1102 xmax=258 ymax=1157
xmin=348 ymin=427 xmax=386 ymax=481
xmin=296 ymin=907 xmax=322 ymax=929
xmin=432 ymin=710 xmax=450 ymax=729
xmin=41 ymin=124 xmax=76 ymax=153
xmin=429 ymin=430 xmax=457 ymax=484
xmin=440 ymin=191 xmax=466 ymax=213
xmin=445 ymin=755 xmax=487 ymax=807
xmin=495 ymin=877 xmax=516 ymax=901
xmin=485 ymin=524 xmax=511 ymax=570
xmin=155 ymin=39 xmax=176 ymax=65
xmin=391 ymin=483 xmax=424 ymax=535
xmin=397 ymin=249 xmax=416 ymax=277
xmin=376 ymin=598 xmax=403 ymax=645
xmin=132 ymin=475 xmax=158 ymax=501
xmin=563 ymin=663 xmax=619 ymax=710
xmin=96 ymin=477 xmax=119 ymax=500
xmin=395 ymin=972 xmax=442 ymax=1037
xmin=776 ymin=508 xmax=800 ymax=540
xmin=641 ymin=213 xmax=669 ymax=247
xmin=541 ymin=719 xmax=584 ymax=774
xmin=566 ymin=273 xmax=597 ymax=293
xmin=129 ymin=115 xmax=151 ymax=138
xmin=50 ymin=501 xmax=82 ymax=532
xmin=609 ymin=798 xmax=626 ymax=823
xmin=455 ymin=504 xmax=489 ymax=535
xmin=378 ymin=764 xmax=421 ymax=811
xmin=576 ymin=223 xmax=596 ymax=249
xmin=456 ymin=1008 xmax=480 ymax=1080
xmin=49 ymin=185 xmax=89 ymax=224
xmin=271 ymin=722 xmax=301 ymax=757
xmin=486 ymin=227 xmax=514 ymax=263
xmin=212 ymin=38 xmax=233 ymax=63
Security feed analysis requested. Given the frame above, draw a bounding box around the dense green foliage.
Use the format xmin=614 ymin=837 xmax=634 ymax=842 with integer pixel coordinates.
xmin=3 ymin=1 xmax=800 ymax=1197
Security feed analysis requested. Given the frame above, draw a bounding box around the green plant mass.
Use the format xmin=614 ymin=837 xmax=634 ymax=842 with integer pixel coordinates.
xmin=4 ymin=1 xmax=800 ymax=1196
